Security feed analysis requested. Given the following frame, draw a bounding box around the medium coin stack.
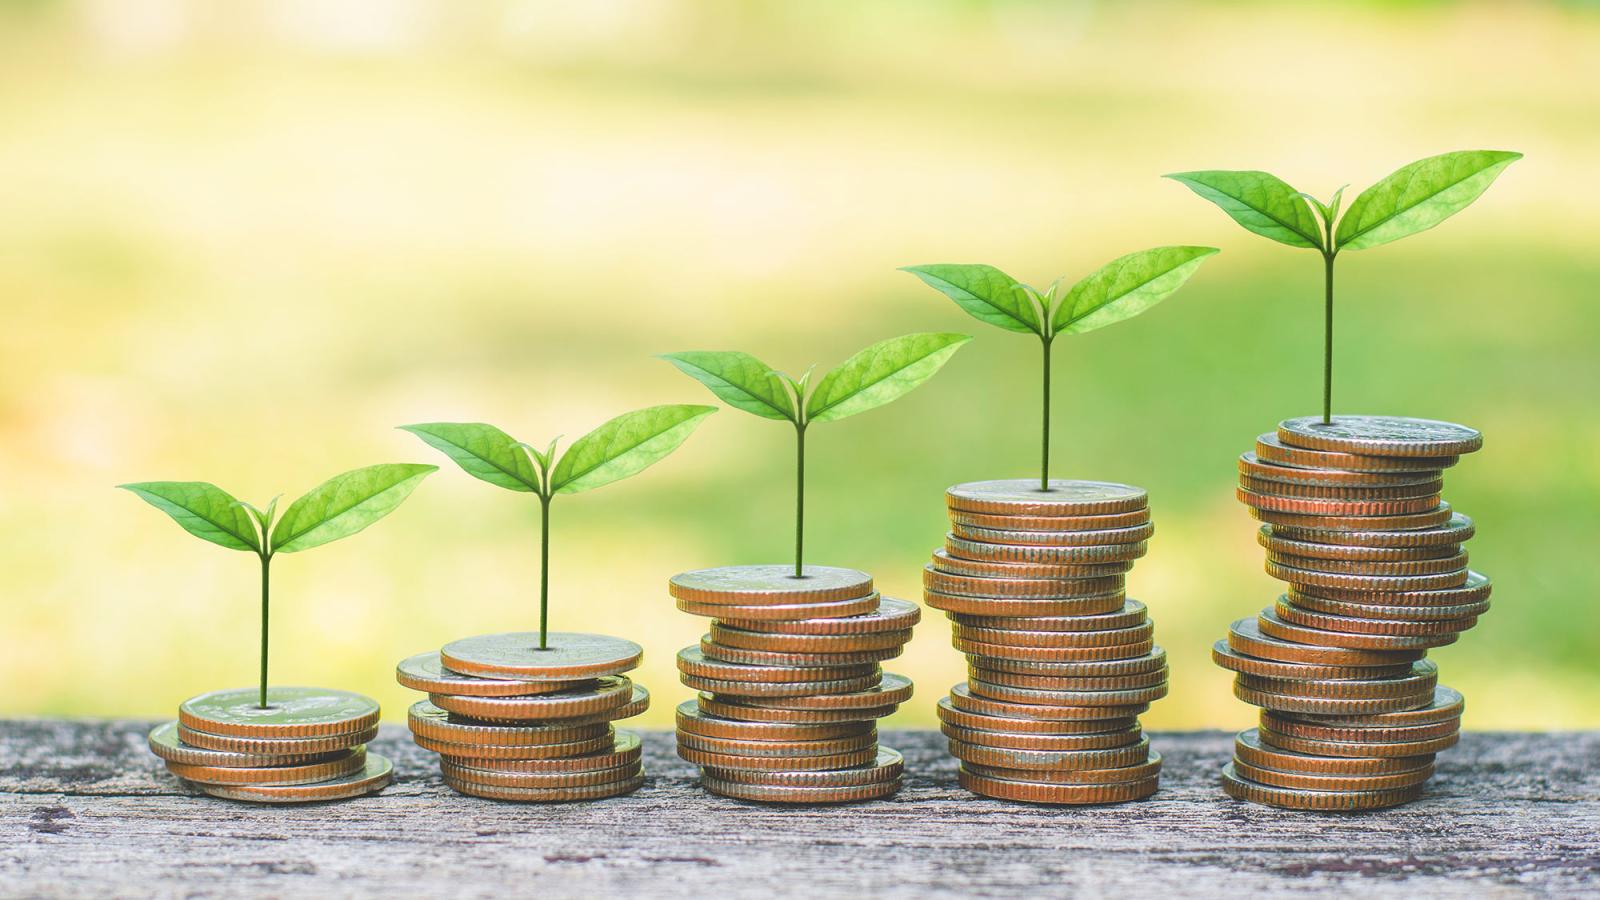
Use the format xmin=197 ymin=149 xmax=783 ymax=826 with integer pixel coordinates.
xmin=1216 ymin=415 xmax=1490 ymax=810
xmin=395 ymin=632 xmax=650 ymax=801
xmin=669 ymin=564 xmax=918 ymax=803
xmin=147 ymin=687 xmax=391 ymax=803
xmin=926 ymin=479 xmax=1168 ymax=805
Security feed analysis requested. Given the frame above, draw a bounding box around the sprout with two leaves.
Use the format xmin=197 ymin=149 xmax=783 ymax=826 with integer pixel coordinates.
xmin=664 ymin=333 xmax=971 ymax=578
xmin=903 ymin=247 xmax=1218 ymax=491
xmin=121 ymin=464 xmax=438 ymax=709
xmin=1167 ymin=149 xmax=1521 ymax=423
xmin=401 ymin=404 xmax=716 ymax=649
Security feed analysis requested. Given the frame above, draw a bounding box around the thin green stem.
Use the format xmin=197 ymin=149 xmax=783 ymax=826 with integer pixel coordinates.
xmin=258 ymin=553 xmax=270 ymax=709
xmin=538 ymin=493 xmax=551 ymax=650
xmin=794 ymin=425 xmax=806 ymax=578
xmin=1041 ymin=338 xmax=1052 ymax=491
xmin=1323 ymin=252 xmax=1335 ymax=424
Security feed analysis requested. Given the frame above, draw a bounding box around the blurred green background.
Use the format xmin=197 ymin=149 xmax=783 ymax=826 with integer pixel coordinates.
xmin=3 ymin=0 xmax=1597 ymax=731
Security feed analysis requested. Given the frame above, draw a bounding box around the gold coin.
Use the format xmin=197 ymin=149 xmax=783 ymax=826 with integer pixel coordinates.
xmin=177 ymin=723 xmax=376 ymax=756
xmin=178 ymin=687 xmax=380 ymax=739
xmin=1233 ymin=682 xmax=1435 ymax=716
xmin=968 ymin=647 xmax=1169 ymax=678
xmin=1239 ymin=488 xmax=1442 ymax=517
xmin=925 ymin=589 xmax=1126 ymax=618
xmin=948 ymin=736 xmax=1149 ymax=770
xmin=953 ymin=637 xmax=1155 ymax=663
xmin=1274 ymin=599 xmax=1477 ymax=636
xmin=721 ymin=672 xmax=913 ymax=709
xmin=1235 ymin=659 xmax=1437 ymax=700
xmin=930 ymin=548 xmax=1133 ymax=579
xmin=936 ymin=697 xmax=1139 ymax=735
xmin=1260 ymin=712 xmax=1461 ymax=744
xmin=676 ymin=730 xmax=877 ymax=758
xmin=679 ymin=671 xmax=883 ymax=698
xmin=440 ymin=759 xmax=641 ymax=789
xmin=1265 ymin=550 xmax=1468 ymax=577
xmin=1285 ymin=592 xmax=1490 ymax=622
xmin=1249 ymin=503 xmax=1454 ymax=532
xmin=950 ymin=521 xmax=1156 ymax=548
xmin=720 ymin=596 xmax=921 ymax=635
xmin=439 ymin=632 xmax=642 ymax=681
xmin=1232 ymin=729 xmax=1432 ymax=776
xmin=950 ymin=599 xmax=1148 ymax=633
xmin=669 ymin=564 xmax=873 ymax=605
xmin=444 ymin=731 xmax=643 ymax=772
xmin=193 ymin=754 xmax=392 ymax=804
xmin=1221 ymin=761 xmax=1423 ymax=810
xmin=1256 ymin=526 xmax=1463 ymax=561
xmin=1209 ymin=640 xmax=1413 ymax=681
xmin=958 ymin=769 xmax=1159 ymax=804
xmin=445 ymin=772 xmax=644 ymax=802
xmin=946 ymin=535 xmax=1148 ymax=565
xmin=946 ymin=479 xmax=1148 ymax=516
xmin=947 ymin=508 xmax=1150 ymax=532
xmin=674 ymin=700 xmax=872 ymax=741
xmin=1238 ymin=451 xmax=1443 ymax=487
xmin=700 ymin=774 xmax=901 ymax=804
xmin=941 ymin=723 xmax=1143 ymax=751
xmin=1257 ymin=726 xmax=1460 ymax=758
xmin=704 ymin=747 xmax=903 ymax=787
xmin=1254 ymin=433 xmax=1455 ymax=473
xmin=954 ymin=621 xmax=1153 ymax=650
xmin=676 ymin=646 xmax=880 ymax=684
xmin=1267 ymin=513 xmax=1475 ymax=549
xmin=414 ymin=731 xmax=615 ymax=760
xmin=1227 ymin=617 xmax=1424 ymax=666
xmin=429 ymin=676 xmax=635 ymax=721
xmin=699 ymin=637 xmax=902 ymax=668
xmin=167 ymin=748 xmax=366 ymax=786
xmin=677 ymin=745 xmax=877 ymax=771
xmin=968 ymin=666 xmax=1167 ymax=692
xmin=681 ymin=593 xmax=880 ymax=622
xmin=146 ymin=721 xmax=345 ymax=768
xmin=1257 ymin=608 xmax=1459 ymax=651
xmin=1238 ymin=474 xmax=1443 ymax=500
xmin=969 ymin=678 xmax=1168 ymax=708
xmin=1266 ymin=561 xmax=1469 ymax=593
xmin=961 ymin=750 xmax=1163 ymax=785
xmin=708 ymin=624 xmax=913 ymax=653
xmin=922 ymin=566 xmax=1126 ymax=600
xmin=395 ymin=652 xmax=581 ymax=697
xmin=949 ymin=682 xmax=1146 ymax=721
xmin=696 ymin=695 xmax=899 ymax=724
xmin=407 ymin=700 xmax=617 ymax=746
xmin=1287 ymin=571 xmax=1492 ymax=607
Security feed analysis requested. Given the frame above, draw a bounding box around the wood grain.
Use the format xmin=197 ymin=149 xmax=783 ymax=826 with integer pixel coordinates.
xmin=3 ymin=721 xmax=1597 ymax=897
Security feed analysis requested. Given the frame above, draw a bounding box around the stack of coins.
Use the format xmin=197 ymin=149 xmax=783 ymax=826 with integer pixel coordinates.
xmin=1216 ymin=415 xmax=1489 ymax=810
xmin=395 ymin=632 xmax=650 ymax=801
xmin=147 ymin=687 xmax=390 ymax=803
xmin=669 ymin=565 xmax=917 ymax=803
xmin=926 ymin=480 xmax=1168 ymax=805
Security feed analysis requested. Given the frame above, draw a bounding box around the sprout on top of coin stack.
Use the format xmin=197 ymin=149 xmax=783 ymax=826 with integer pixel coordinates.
xmin=1215 ymin=415 xmax=1488 ymax=811
xmin=663 ymin=334 xmax=969 ymax=803
xmin=124 ymin=463 xmax=437 ymax=802
xmin=926 ymin=481 xmax=1167 ymax=804
xmin=399 ymin=405 xmax=715 ymax=801
xmin=903 ymin=245 xmax=1216 ymax=804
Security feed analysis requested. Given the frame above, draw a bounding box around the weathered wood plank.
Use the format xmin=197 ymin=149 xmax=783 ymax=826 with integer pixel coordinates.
xmin=3 ymin=721 xmax=1598 ymax=898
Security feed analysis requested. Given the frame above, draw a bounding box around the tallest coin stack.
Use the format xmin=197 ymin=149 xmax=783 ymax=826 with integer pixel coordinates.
xmin=926 ymin=480 xmax=1168 ymax=805
xmin=1216 ymin=415 xmax=1490 ymax=810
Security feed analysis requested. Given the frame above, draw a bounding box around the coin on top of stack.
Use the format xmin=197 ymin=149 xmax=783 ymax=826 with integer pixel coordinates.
xmin=928 ymin=479 xmax=1167 ymax=805
xmin=148 ymin=686 xmax=389 ymax=803
xmin=395 ymin=631 xmax=649 ymax=801
xmin=670 ymin=564 xmax=916 ymax=804
xmin=1217 ymin=415 xmax=1486 ymax=810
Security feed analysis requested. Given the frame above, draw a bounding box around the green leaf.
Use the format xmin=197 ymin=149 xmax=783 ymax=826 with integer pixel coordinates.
xmin=901 ymin=264 xmax=1041 ymax=335
xmin=270 ymin=463 xmax=437 ymax=554
xmin=1055 ymin=246 xmax=1218 ymax=335
xmin=661 ymin=351 xmax=796 ymax=422
xmin=119 ymin=481 xmax=261 ymax=553
xmin=238 ymin=495 xmax=280 ymax=538
xmin=400 ymin=422 xmax=539 ymax=492
xmin=1335 ymin=150 xmax=1521 ymax=251
xmin=551 ymin=404 xmax=717 ymax=494
xmin=1165 ymin=170 xmax=1324 ymax=250
xmin=805 ymin=332 xmax=972 ymax=424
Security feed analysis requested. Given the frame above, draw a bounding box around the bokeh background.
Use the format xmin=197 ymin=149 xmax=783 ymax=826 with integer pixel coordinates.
xmin=3 ymin=0 xmax=1597 ymax=730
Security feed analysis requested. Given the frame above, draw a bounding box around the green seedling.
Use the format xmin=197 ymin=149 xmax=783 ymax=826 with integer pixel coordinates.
xmin=402 ymin=404 xmax=715 ymax=648
xmin=1167 ymin=149 xmax=1521 ymax=422
xmin=121 ymin=463 xmax=437 ymax=708
xmin=904 ymin=247 xmax=1217 ymax=490
xmin=664 ymin=332 xmax=971 ymax=577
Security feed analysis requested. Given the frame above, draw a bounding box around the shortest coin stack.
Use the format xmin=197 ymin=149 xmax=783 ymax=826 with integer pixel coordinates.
xmin=929 ymin=479 xmax=1168 ymax=805
xmin=670 ymin=564 xmax=917 ymax=804
xmin=395 ymin=632 xmax=650 ymax=801
xmin=148 ymin=686 xmax=390 ymax=803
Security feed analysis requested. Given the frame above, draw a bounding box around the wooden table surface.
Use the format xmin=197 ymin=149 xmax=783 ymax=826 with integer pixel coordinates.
xmin=3 ymin=721 xmax=1596 ymax=898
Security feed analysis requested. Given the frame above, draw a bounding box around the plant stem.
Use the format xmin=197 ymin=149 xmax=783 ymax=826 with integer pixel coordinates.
xmin=794 ymin=425 xmax=806 ymax=577
xmin=538 ymin=494 xmax=551 ymax=650
xmin=1323 ymin=252 xmax=1335 ymax=424
xmin=1041 ymin=338 xmax=1052 ymax=491
xmin=258 ymin=554 xmax=270 ymax=709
